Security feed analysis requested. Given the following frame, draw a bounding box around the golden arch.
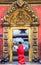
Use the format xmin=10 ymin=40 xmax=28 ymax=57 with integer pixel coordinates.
xmin=3 ymin=0 xmax=39 ymax=26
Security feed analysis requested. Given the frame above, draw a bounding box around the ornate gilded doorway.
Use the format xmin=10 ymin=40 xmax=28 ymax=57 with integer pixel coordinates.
xmin=2 ymin=0 xmax=39 ymax=62
xmin=8 ymin=27 xmax=32 ymax=62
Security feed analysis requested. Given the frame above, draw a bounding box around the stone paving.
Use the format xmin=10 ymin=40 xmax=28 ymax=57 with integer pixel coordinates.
xmin=0 ymin=62 xmax=41 ymax=65
xmin=0 ymin=64 xmax=41 ymax=65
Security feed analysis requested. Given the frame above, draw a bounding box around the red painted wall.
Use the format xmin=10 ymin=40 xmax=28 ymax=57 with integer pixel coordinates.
xmin=0 ymin=6 xmax=9 ymax=58
xmin=0 ymin=5 xmax=41 ymax=59
xmin=32 ymin=6 xmax=41 ymax=43
xmin=32 ymin=6 xmax=41 ymax=59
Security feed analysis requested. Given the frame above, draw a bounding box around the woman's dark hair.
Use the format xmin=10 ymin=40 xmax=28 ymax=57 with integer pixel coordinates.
xmin=19 ymin=42 xmax=22 ymax=44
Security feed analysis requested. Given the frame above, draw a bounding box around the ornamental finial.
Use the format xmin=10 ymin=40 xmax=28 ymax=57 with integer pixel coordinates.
xmin=17 ymin=0 xmax=24 ymax=6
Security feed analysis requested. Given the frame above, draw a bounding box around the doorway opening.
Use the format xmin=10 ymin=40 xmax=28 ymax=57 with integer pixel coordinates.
xmin=12 ymin=29 xmax=29 ymax=62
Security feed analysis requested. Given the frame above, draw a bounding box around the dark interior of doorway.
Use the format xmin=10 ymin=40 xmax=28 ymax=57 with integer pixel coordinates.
xmin=12 ymin=29 xmax=29 ymax=62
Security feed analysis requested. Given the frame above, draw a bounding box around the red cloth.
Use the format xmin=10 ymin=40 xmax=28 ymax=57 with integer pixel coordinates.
xmin=17 ymin=44 xmax=25 ymax=64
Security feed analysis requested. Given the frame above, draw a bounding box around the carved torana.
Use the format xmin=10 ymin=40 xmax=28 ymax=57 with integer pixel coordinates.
xmin=2 ymin=0 xmax=39 ymax=27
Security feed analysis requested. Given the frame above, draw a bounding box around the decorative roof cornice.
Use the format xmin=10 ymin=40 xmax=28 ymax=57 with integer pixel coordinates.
xmin=0 ymin=0 xmax=41 ymax=4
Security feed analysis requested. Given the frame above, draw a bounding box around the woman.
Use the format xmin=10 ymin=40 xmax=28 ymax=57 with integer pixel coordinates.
xmin=17 ymin=42 xmax=25 ymax=65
